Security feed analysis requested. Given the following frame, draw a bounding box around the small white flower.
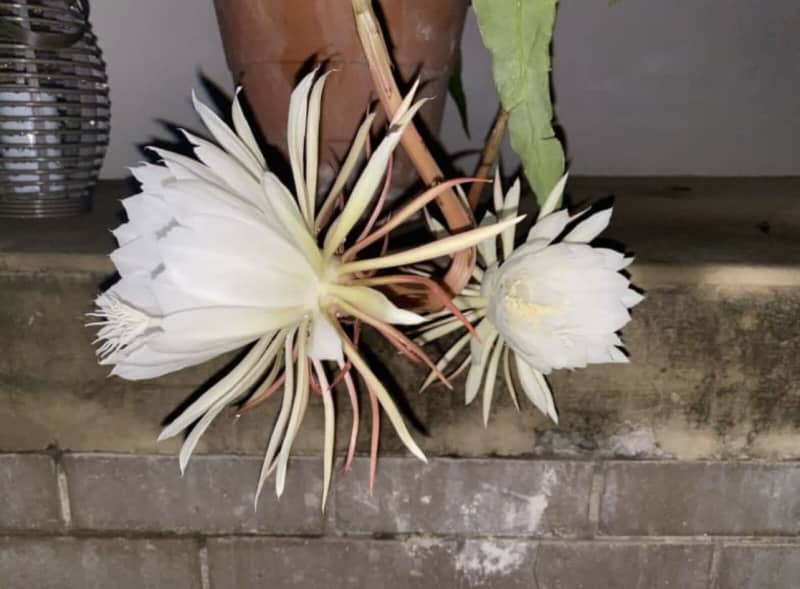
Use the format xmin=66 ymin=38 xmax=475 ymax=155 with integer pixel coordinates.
xmin=90 ymin=71 xmax=521 ymax=506
xmin=415 ymin=172 xmax=642 ymax=424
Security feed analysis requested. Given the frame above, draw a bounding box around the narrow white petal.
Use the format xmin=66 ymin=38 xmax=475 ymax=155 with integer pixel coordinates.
xmin=465 ymin=320 xmax=499 ymax=405
xmin=322 ymin=99 xmax=426 ymax=256
xmin=492 ymin=168 xmax=504 ymax=218
xmin=158 ymin=335 xmax=273 ymax=441
xmin=390 ymin=78 xmax=420 ymax=125
xmin=564 ymin=208 xmax=613 ymax=243
xmin=316 ymin=112 xmax=376 ymax=231
xmin=262 ymin=173 xmax=323 ymax=268
xmin=482 ymin=338 xmax=504 ymax=425
xmin=336 ymin=321 xmax=427 ymax=463
xmin=312 ymin=359 xmax=335 ymax=510
xmin=276 ymin=320 xmax=310 ymax=496
xmin=500 ymin=178 xmax=521 ymax=261
xmin=477 ymin=212 xmax=498 ymax=267
xmin=148 ymin=147 xmax=225 ymax=188
xmin=287 ymin=71 xmax=316 ymax=226
xmin=255 ymin=328 xmax=296 ymax=506
xmin=514 ymin=354 xmax=559 ymax=423
xmin=537 ymin=172 xmax=569 ymax=220
xmin=502 ymin=347 xmax=520 ymax=411
xmin=339 ymin=215 xmax=524 ymax=275
xmin=304 ymin=72 xmax=332 ymax=223
xmin=420 ymin=329 xmax=473 ymax=391
xmin=191 ymin=89 xmax=262 ymax=178
xmin=232 ymin=87 xmax=266 ymax=168
xmin=181 ymin=130 xmax=262 ymax=206
xmin=177 ymin=331 xmax=283 ymax=472
xmin=526 ymin=209 xmax=570 ymax=244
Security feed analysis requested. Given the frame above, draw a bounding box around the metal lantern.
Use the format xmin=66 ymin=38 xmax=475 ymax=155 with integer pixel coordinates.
xmin=0 ymin=0 xmax=109 ymax=218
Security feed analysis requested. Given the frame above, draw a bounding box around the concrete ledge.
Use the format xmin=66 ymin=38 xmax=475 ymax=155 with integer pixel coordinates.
xmin=2 ymin=178 xmax=800 ymax=462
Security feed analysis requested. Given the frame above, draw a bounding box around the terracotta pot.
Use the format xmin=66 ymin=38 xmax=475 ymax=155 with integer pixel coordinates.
xmin=212 ymin=0 xmax=469 ymax=193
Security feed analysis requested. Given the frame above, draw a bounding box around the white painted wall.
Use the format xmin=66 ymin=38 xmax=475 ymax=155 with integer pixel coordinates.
xmin=92 ymin=1 xmax=800 ymax=178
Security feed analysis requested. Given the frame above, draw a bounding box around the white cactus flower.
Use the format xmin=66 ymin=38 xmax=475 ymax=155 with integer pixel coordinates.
xmin=89 ymin=71 xmax=522 ymax=507
xmin=414 ymin=171 xmax=642 ymax=425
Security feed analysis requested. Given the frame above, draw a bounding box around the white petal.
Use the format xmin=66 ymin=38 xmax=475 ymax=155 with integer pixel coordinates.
xmin=329 ymin=284 xmax=424 ymax=326
xmin=537 ymin=172 xmax=569 ymax=220
xmin=526 ymin=209 xmax=570 ymax=244
xmin=622 ymin=288 xmax=645 ymax=308
xmin=564 ymin=208 xmax=612 ymax=243
xmin=308 ymin=311 xmax=343 ymax=362
xmin=262 ymin=172 xmax=322 ymax=268
xmin=514 ymin=355 xmax=558 ymax=423
xmin=115 ymin=191 xmax=173 ymax=245
xmin=181 ymin=129 xmax=263 ymax=207
xmin=232 ymin=87 xmax=266 ymax=169
xmin=130 ymin=162 xmax=172 ymax=191
xmin=110 ymin=234 xmax=161 ymax=277
xmin=322 ymin=98 xmax=426 ymax=256
xmin=287 ymin=71 xmax=316 ymax=225
xmin=499 ymin=178 xmax=521 ymax=260
xmin=465 ymin=320 xmax=499 ymax=405
xmin=159 ymin=334 xmax=277 ymax=440
xmin=482 ymin=338 xmax=504 ymax=425
xmin=315 ymin=111 xmax=375 ymax=231
xmin=106 ymin=275 xmax=160 ymax=316
xmin=157 ymin=223 xmax=315 ymax=309
xmin=149 ymin=306 xmax=302 ymax=354
xmin=148 ymin=146 xmax=226 ymax=188
xmin=477 ymin=212 xmax=498 ymax=267
xmin=191 ymin=89 xmax=262 ymax=178
xmin=304 ymin=72 xmax=332 ymax=221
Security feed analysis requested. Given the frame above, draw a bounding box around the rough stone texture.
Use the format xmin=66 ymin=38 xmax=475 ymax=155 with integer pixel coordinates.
xmin=0 ymin=454 xmax=61 ymax=531
xmin=335 ymin=458 xmax=593 ymax=536
xmin=534 ymin=542 xmax=713 ymax=589
xmin=0 ymin=536 xmax=201 ymax=589
xmin=4 ymin=273 xmax=800 ymax=461
xmin=600 ymin=462 xmax=800 ymax=536
xmin=717 ymin=544 xmax=800 ymax=589
xmin=63 ymin=454 xmax=324 ymax=534
xmin=208 ymin=537 xmax=537 ymax=589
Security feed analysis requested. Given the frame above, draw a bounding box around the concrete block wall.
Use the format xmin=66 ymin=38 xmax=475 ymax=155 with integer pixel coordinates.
xmin=2 ymin=453 xmax=800 ymax=588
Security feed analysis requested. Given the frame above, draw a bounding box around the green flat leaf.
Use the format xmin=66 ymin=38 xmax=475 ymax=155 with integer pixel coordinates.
xmin=473 ymin=0 xmax=565 ymax=205
xmin=448 ymin=48 xmax=471 ymax=138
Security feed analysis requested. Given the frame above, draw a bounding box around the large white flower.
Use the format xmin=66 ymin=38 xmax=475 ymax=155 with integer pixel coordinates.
xmin=414 ymin=171 xmax=642 ymax=424
xmin=89 ymin=71 xmax=521 ymax=506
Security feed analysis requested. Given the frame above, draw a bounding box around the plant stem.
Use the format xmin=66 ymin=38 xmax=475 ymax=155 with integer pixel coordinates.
xmin=467 ymin=106 xmax=509 ymax=211
xmin=351 ymin=0 xmax=476 ymax=307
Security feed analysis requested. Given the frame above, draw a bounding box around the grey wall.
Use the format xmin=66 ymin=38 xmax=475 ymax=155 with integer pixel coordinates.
xmin=92 ymin=1 xmax=800 ymax=179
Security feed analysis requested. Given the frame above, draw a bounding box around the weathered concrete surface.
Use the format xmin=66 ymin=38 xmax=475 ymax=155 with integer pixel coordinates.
xmin=600 ymin=462 xmax=800 ymax=536
xmin=0 ymin=537 xmax=201 ymax=589
xmin=2 ymin=272 xmax=799 ymax=461
xmin=2 ymin=178 xmax=800 ymax=460
xmin=335 ymin=458 xmax=593 ymax=537
xmin=0 ymin=454 xmax=61 ymax=531
xmin=534 ymin=542 xmax=713 ymax=589
xmin=63 ymin=454 xmax=324 ymax=535
xmin=717 ymin=544 xmax=800 ymax=589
